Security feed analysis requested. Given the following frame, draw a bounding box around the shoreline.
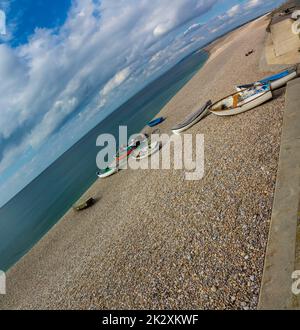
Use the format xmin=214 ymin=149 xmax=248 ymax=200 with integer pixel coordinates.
xmin=0 ymin=14 xmax=285 ymax=310
xmin=0 ymin=49 xmax=208 ymax=272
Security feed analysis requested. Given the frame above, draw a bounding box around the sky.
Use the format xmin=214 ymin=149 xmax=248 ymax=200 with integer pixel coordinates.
xmin=0 ymin=0 xmax=285 ymax=207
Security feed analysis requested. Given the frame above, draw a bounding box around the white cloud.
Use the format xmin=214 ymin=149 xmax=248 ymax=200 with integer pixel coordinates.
xmin=245 ymin=0 xmax=263 ymax=10
xmin=28 ymin=97 xmax=79 ymax=148
xmin=0 ymin=0 xmax=220 ymax=206
xmin=227 ymin=4 xmax=241 ymax=17
xmin=0 ymin=0 xmax=285 ymax=206
xmin=98 ymin=67 xmax=131 ymax=108
xmin=206 ymin=0 xmax=284 ymax=36
xmin=101 ymin=67 xmax=131 ymax=97
xmin=184 ymin=23 xmax=203 ymax=35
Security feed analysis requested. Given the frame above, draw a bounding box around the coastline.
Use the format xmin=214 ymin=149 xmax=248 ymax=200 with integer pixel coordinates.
xmin=0 ymin=48 xmax=208 ymax=273
xmin=0 ymin=14 xmax=285 ymax=310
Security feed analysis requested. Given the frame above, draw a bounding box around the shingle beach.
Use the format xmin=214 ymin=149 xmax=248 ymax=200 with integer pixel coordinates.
xmin=0 ymin=15 xmax=285 ymax=310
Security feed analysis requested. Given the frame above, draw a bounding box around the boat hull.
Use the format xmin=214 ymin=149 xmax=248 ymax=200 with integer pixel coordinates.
xmin=236 ymin=69 xmax=297 ymax=91
xmin=172 ymin=100 xmax=212 ymax=135
xmin=269 ymin=71 xmax=297 ymax=90
xmin=211 ymin=90 xmax=273 ymax=116
xmin=132 ymin=142 xmax=160 ymax=160
xmin=210 ymin=85 xmax=273 ymax=116
xmin=97 ymin=167 xmax=118 ymax=178
xmin=116 ymin=148 xmax=134 ymax=162
xmin=148 ymin=117 xmax=164 ymax=127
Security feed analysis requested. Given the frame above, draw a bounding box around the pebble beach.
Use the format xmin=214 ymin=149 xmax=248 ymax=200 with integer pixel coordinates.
xmin=0 ymin=15 xmax=286 ymax=310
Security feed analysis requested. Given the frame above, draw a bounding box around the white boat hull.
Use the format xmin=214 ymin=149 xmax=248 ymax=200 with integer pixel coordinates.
xmin=171 ymin=101 xmax=212 ymax=135
xmin=210 ymin=90 xmax=273 ymax=116
xmin=270 ymin=71 xmax=297 ymax=89
xmin=172 ymin=108 xmax=210 ymax=135
xmin=132 ymin=142 xmax=160 ymax=160
xmin=97 ymin=167 xmax=118 ymax=178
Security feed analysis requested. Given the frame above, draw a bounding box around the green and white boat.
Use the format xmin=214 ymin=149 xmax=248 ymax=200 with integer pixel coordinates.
xmin=97 ymin=166 xmax=118 ymax=179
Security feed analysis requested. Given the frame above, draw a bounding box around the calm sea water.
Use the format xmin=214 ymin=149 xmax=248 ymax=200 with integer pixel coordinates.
xmin=0 ymin=50 xmax=208 ymax=271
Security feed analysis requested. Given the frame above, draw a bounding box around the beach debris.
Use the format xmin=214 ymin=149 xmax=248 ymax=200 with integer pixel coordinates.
xmin=279 ymin=7 xmax=294 ymax=16
xmin=73 ymin=197 xmax=95 ymax=211
xmin=245 ymin=49 xmax=254 ymax=56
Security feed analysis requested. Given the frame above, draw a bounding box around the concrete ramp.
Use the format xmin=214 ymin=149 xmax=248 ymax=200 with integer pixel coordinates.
xmin=259 ymin=78 xmax=300 ymax=309
xmin=271 ymin=18 xmax=300 ymax=57
xmin=264 ymin=1 xmax=300 ymax=65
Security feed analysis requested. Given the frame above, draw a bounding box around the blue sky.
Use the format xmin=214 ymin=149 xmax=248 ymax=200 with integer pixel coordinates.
xmin=4 ymin=0 xmax=72 ymax=46
xmin=0 ymin=0 xmax=284 ymax=206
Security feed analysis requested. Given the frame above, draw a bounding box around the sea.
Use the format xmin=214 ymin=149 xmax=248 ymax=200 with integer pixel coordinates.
xmin=0 ymin=49 xmax=208 ymax=271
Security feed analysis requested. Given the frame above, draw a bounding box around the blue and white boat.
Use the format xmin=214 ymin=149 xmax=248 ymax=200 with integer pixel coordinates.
xmin=236 ymin=67 xmax=297 ymax=91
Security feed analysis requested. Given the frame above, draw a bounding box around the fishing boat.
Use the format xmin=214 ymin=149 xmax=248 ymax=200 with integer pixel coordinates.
xmin=97 ymin=166 xmax=118 ymax=178
xmin=236 ymin=67 xmax=297 ymax=91
xmin=132 ymin=141 xmax=160 ymax=160
xmin=171 ymin=100 xmax=212 ymax=135
xmin=148 ymin=117 xmax=165 ymax=127
xmin=210 ymin=84 xmax=272 ymax=116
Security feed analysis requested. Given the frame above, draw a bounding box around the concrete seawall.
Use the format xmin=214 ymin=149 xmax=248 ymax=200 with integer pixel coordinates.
xmin=259 ymin=78 xmax=300 ymax=309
